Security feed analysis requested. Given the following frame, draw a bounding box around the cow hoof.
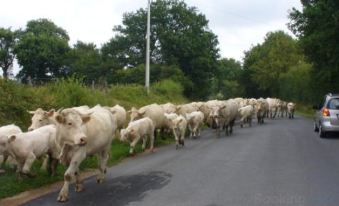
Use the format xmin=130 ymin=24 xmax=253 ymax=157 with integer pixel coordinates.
xmin=75 ymin=184 xmax=84 ymax=192
xmin=57 ymin=194 xmax=68 ymax=202
xmin=96 ymin=178 xmax=104 ymax=184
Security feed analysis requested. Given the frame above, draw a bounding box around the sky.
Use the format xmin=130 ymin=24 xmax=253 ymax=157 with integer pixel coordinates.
xmin=0 ymin=0 xmax=302 ymax=75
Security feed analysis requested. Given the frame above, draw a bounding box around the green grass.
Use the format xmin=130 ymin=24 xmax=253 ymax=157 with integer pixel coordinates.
xmin=296 ymin=103 xmax=314 ymax=119
xmin=0 ymin=77 xmax=183 ymax=199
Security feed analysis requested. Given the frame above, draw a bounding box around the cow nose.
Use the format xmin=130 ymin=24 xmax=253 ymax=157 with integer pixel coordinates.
xmin=79 ymin=137 xmax=87 ymax=146
xmin=28 ymin=127 xmax=34 ymax=131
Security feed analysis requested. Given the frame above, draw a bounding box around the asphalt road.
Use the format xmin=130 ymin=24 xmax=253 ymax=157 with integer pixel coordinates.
xmin=24 ymin=116 xmax=339 ymax=206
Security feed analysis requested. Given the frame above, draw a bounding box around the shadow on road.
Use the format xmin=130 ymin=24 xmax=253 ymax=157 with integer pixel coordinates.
xmin=24 ymin=171 xmax=172 ymax=206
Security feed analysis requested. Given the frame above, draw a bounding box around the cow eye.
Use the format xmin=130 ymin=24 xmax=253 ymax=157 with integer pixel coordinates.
xmin=68 ymin=122 xmax=72 ymax=126
xmin=39 ymin=119 xmax=43 ymax=122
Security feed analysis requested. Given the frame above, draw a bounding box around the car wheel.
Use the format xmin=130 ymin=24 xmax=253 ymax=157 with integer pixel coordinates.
xmin=313 ymin=122 xmax=319 ymax=132
xmin=319 ymin=125 xmax=326 ymax=138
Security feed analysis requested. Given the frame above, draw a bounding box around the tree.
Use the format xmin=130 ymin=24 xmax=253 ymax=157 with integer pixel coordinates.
xmin=102 ymin=0 xmax=219 ymax=99
xmin=242 ymin=31 xmax=304 ymax=97
xmin=0 ymin=27 xmax=17 ymax=79
xmin=15 ymin=19 xmax=70 ymax=83
xmin=212 ymin=58 xmax=244 ymax=99
xmin=68 ymin=41 xmax=107 ymax=84
xmin=288 ymin=0 xmax=339 ymax=101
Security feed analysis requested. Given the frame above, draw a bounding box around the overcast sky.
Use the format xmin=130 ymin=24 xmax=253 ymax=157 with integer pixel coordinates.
xmin=1 ymin=0 xmax=302 ymax=75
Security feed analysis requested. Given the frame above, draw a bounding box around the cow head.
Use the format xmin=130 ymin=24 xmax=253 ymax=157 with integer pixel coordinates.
xmin=0 ymin=135 xmax=9 ymax=155
xmin=128 ymin=107 xmax=145 ymax=122
xmin=55 ymin=109 xmax=91 ymax=146
xmin=209 ymin=106 xmax=225 ymax=129
xmin=120 ymin=127 xmax=136 ymax=143
xmin=28 ymin=108 xmax=56 ymax=131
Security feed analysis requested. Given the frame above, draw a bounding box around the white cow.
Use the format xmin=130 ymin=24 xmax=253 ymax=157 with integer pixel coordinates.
xmin=256 ymin=98 xmax=269 ymax=124
xmin=221 ymin=100 xmax=239 ymax=136
xmin=28 ymin=106 xmax=90 ymax=131
xmin=120 ymin=117 xmax=155 ymax=154
xmin=287 ymin=102 xmax=296 ymax=119
xmin=0 ymin=124 xmax=22 ymax=167
xmin=176 ymin=103 xmax=197 ymax=116
xmin=160 ymin=103 xmax=177 ymax=114
xmin=165 ymin=115 xmax=187 ymax=149
xmin=266 ymin=98 xmax=279 ymax=118
xmin=55 ymin=105 xmax=117 ymax=202
xmin=4 ymin=125 xmax=59 ymax=177
xmin=107 ymin=104 xmax=127 ymax=133
xmin=238 ymin=105 xmax=255 ymax=127
xmin=185 ymin=111 xmax=204 ymax=138
xmin=129 ymin=104 xmax=166 ymax=139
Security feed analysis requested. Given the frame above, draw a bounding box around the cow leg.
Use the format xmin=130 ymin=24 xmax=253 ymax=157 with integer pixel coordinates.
xmin=40 ymin=155 xmax=49 ymax=171
xmin=230 ymin=119 xmax=235 ymax=134
xmin=58 ymin=151 xmax=86 ymax=202
xmin=141 ymin=136 xmax=147 ymax=151
xmin=181 ymin=130 xmax=185 ymax=147
xmin=22 ymin=152 xmax=36 ymax=177
xmin=174 ymin=130 xmax=179 ymax=149
xmin=1 ymin=154 xmax=8 ymax=168
xmin=51 ymin=158 xmax=59 ymax=177
xmin=75 ymin=169 xmax=84 ymax=192
xmin=129 ymin=135 xmax=140 ymax=154
xmin=225 ymin=125 xmax=229 ymax=136
xmin=149 ymin=132 xmax=155 ymax=152
xmin=97 ymin=150 xmax=109 ymax=184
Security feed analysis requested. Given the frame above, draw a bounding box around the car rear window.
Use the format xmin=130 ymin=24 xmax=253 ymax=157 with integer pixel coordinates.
xmin=327 ymin=98 xmax=339 ymax=109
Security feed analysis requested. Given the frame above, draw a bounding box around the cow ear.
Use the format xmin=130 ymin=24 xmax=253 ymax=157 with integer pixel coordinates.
xmin=82 ymin=115 xmax=91 ymax=123
xmin=46 ymin=109 xmax=55 ymax=117
xmin=56 ymin=115 xmax=65 ymax=124
xmin=138 ymin=111 xmax=146 ymax=116
xmin=221 ymin=105 xmax=226 ymax=109
xmin=111 ymin=110 xmax=117 ymax=114
xmin=8 ymin=135 xmax=16 ymax=143
xmin=27 ymin=110 xmax=35 ymax=114
xmin=179 ymin=118 xmax=183 ymax=123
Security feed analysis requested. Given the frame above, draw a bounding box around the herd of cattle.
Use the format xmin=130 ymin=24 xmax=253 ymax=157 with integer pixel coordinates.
xmin=0 ymin=97 xmax=295 ymax=202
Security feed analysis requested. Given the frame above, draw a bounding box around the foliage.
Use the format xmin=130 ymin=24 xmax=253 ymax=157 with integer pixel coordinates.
xmin=0 ymin=27 xmax=17 ymax=79
xmin=242 ymin=31 xmax=304 ymax=97
xmin=240 ymin=30 xmax=319 ymax=105
xmin=108 ymin=64 xmax=192 ymax=91
xmin=102 ymin=0 xmax=219 ymax=99
xmin=211 ymin=58 xmax=245 ymax=99
xmin=67 ymin=41 xmax=110 ymax=84
xmin=15 ymin=19 xmax=70 ymax=83
xmin=288 ymin=0 xmax=339 ymax=102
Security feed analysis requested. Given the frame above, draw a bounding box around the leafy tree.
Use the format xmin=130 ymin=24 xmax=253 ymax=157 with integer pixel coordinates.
xmin=288 ymin=0 xmax=339 ymax=101
xmin=102 ymin=0 xmax=219 ymax=99
xmin=212 ymin=58 xmax=244 ymax=99
xmin=0 ymin=27 xmax=17 ymax=79
xmin=109 ymin=64 xmax=192 ymax=90
xmin=15 ymin=19 xmax=70 ymax=83
xmin=68 ymin=41 xmax=108 ymax=84
xmin=242 ymin=31 xmax=304 ymax=97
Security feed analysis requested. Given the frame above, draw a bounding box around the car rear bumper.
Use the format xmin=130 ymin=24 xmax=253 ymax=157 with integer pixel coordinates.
xmin=321 ymin=121 xmax=339 ymax=132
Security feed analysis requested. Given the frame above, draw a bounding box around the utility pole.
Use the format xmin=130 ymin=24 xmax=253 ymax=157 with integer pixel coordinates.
xmin=145 ymin=0 xmax=151 ymax=94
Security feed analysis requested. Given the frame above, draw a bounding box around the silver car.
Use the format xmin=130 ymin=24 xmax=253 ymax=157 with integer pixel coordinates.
xmin=314 ymin=93 xmax=339 ymax=137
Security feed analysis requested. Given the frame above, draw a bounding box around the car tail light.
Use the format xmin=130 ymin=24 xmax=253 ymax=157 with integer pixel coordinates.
xmin=322 ymin=108 xmax=330 ymax=117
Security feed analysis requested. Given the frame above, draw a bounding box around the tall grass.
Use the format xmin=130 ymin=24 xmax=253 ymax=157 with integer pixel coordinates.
xmin=0 ymin=77 xmax=186 ymax=129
